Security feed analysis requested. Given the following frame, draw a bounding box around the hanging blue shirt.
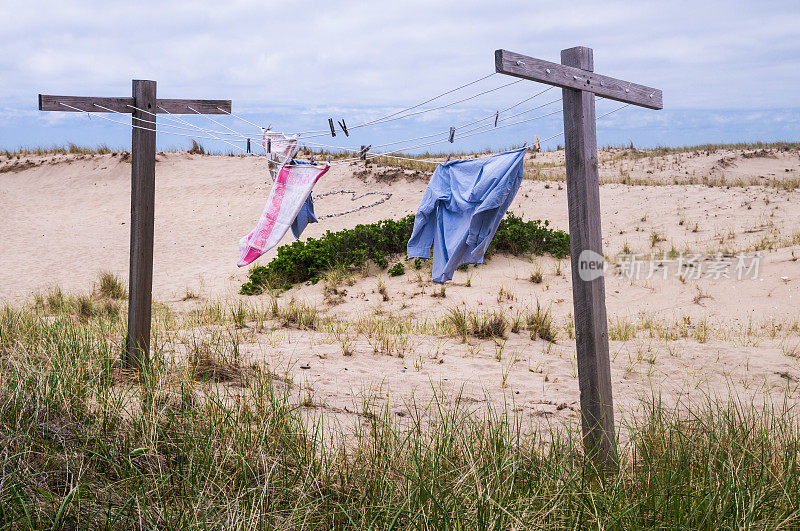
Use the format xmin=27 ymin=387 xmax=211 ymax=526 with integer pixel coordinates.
xmin=287 ymin=159 xmax=318 ymax=238
xmin=407 ymin=148 xmax=526 ymax=283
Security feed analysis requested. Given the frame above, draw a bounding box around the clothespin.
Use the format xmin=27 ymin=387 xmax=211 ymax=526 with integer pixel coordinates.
xmin=522 ymin=142 xmax=528 ymax=152
xmin=246 ymin=138 xmax=251 ymax=154
xmin=327 ymin=156 xmax=332 ymax=163
xmin=360 ymin=145 xmax=371 ymax=161
xmin=494 ymin=111 xmax=499 ymax=127
xmin=310 ymin=154 xmax=315 ymax=164
xmin=266 ymin=138 xmax=271 ymax=153
xmin=448 ymin=127 xmax=455 ymax=143
xmin=534 ymin=135 xmax=541 ymax=152
xmin=338 ymin=119 xmax=349 ymax=137
xmin=445 ymin=154 xmax=451 ymax=163
xmin=328 ymin=118 xmax=336 ymax=137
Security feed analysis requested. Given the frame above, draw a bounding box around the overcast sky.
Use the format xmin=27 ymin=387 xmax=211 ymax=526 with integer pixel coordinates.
xmin=1 ymin=0 xmax=798 ymax=153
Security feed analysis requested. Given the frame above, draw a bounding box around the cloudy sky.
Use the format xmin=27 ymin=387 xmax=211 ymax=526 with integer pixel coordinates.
xmin=1 ymin=0 xmax=798 ymax=153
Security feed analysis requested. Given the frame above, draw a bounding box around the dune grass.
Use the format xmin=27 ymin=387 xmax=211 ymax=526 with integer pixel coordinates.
xmin=1 ymin=144 xmax=116 ymax=158
xmin=1 ymin=293 xmax=800 ymax=527
xmin=96 ymin=271 xmax=127 ymax=300
xmin=605 ymin=141 xmax=800 ymax=160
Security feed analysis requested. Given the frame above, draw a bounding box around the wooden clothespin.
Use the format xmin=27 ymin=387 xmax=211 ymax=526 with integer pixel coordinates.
xmin=246 ymin=138 xmax=251 ymax=153
xmin=328 ymin=118 xmax=336 ymax=137
xmin=445 ymin=154 xmax=451 ymax=163
xmin=266 ymin=138 xmax=271 ymax=153
xmin=534 ymin=135 xmax=541 ymax=152
xmin=448 ymin=127 xmax=455 ymax=143
xmin=494 ymin=111 xmax=499 ymax=127
xmin=338 ymin=119 xmax=349 ymax=136
xmin=359 ymin=144 xmax=371 ymax=161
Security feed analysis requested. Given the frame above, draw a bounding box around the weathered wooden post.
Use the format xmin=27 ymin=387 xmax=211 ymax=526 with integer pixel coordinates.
xmin=127 ymin=80 xmax=157 ymax=369
xmin=38 ymin=84 xmax=232 ymax=369
xmin=495 ymin=47 xmax=662 ymax=467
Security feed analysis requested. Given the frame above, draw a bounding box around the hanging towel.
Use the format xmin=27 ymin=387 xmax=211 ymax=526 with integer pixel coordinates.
xmin=289 ymin=160 xmax=319 ymax=238
xmin=262 ymin=131 xmax=299 ymax=167
xmin=238 ymin=162 xmax=329 ymax=267
xmin=407 ymin=148 xmax=526 ymax=283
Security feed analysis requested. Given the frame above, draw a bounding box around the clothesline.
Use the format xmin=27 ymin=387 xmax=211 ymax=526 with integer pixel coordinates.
xmin=327 ymin=107 xmax=564 ymax=165
xmin=333 ymin=101 xmax=631 ymax=165
xmin=68 ymin=72 xmax=562 ymax=162
xmin=55 ymin=91 xmax=630 ymax=168
xmin=294 ymin=72 xmax=502 ymax=136
xmin=299 ymin=91 xmax=559 ymax=155
xmin=298 ymin=78 xmax=526 ymax=139
xmin=76 ymin=78 xmax=558 ymax=160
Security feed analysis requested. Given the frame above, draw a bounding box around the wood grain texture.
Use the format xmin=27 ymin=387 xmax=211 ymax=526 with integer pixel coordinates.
xmin=155 ymin=98 xmax=231 ymax=114
xmin=39 ymin=95 xmax=134 ymax=112
xmin=39 ymin=95 xmax=231 ymax=114
xmin=560 ymin=47 xmax=618 ymax=469
xmin=125 ymin=80 xmax=157 ymax=370
xmin=496 ymin=49 xmax=662 ymax=110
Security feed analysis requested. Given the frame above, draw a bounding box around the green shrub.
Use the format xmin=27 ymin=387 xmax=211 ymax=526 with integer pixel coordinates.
xmin=388 ymin=263 xmax=405 ymax=277
xmin=488 ymin=212 xmax=569 ymax=258
xmin=241 ymin=213 xmax=569 ymax=295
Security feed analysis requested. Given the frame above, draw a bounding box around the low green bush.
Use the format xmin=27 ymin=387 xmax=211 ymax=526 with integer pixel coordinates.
xmin=388 ymin=263 xmax=405 ymax=277
xmin=241 ymin=213 xmax=569 ymax=295
xmin=488 ymin=212 xmax=569 ymax=258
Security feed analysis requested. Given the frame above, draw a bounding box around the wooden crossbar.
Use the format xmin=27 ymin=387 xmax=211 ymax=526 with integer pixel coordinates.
xmin=495 ymin=49 xmax=662 ymax=110
xmin=38 ymin=95 xmax=231 ymax=114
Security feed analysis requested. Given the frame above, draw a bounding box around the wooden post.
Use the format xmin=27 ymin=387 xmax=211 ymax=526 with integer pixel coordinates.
xmin=560 ymin=47 xmax=616 ymax=467
xmin=494 ymin=47 xmax=661 ymax=468
xmin=38 ymin=85 xmax=231 ymax=370
xmin=125 ymin=79 xmax=157 ymax=369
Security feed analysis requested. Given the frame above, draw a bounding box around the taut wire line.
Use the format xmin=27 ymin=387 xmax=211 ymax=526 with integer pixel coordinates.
xmin=331 ymin=107 xmax=564 ymax=165
xmin=92 ymin=102 xmax=247 ymax=138
xmin=298 ymin=91 xmax=559 ymax=155
xmin=538 ymin=103 xmax=631 ymax=145
xmin=215 ymin=106 xmax=267 ymax=133
xmin=299 ymin=77 xmax=525 ymax=138
xmin=295 ymin=72 xmax=499 ymax=135
xmin=54 ymin=97 xmax=632 ymax=169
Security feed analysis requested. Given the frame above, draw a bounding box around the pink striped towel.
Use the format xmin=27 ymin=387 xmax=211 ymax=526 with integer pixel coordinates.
xmin=238 ymin=162 xmax=329 ymax=267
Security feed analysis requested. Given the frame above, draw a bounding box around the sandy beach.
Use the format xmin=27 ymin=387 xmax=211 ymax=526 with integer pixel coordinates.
xmin=2 ymin=145 xmax=799 ymax=430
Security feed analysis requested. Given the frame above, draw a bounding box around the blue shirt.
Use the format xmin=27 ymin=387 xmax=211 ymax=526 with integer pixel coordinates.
xmin=407 ymin=148 xmax=526 ymax=283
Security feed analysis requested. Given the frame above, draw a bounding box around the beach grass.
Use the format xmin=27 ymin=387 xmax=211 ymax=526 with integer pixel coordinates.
xmin=1 ymin=292 xmax=799 ymax=528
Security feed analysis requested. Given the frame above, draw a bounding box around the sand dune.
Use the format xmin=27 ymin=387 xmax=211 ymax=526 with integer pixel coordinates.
xmin=2 ymin=145 xmax=799 ymax=426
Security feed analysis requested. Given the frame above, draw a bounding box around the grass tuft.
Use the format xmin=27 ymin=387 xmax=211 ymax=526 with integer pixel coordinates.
xmin=446 ymin=307 xmax=506 ymax=340
xmin=527 ymin=301 xmax=557 ymax=342
xmin=97 ymin=271 xmax=127 ymax=300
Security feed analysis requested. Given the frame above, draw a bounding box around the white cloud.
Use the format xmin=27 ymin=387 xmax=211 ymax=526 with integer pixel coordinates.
xmin=0 ymin=0 xmax=798 ymax=150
